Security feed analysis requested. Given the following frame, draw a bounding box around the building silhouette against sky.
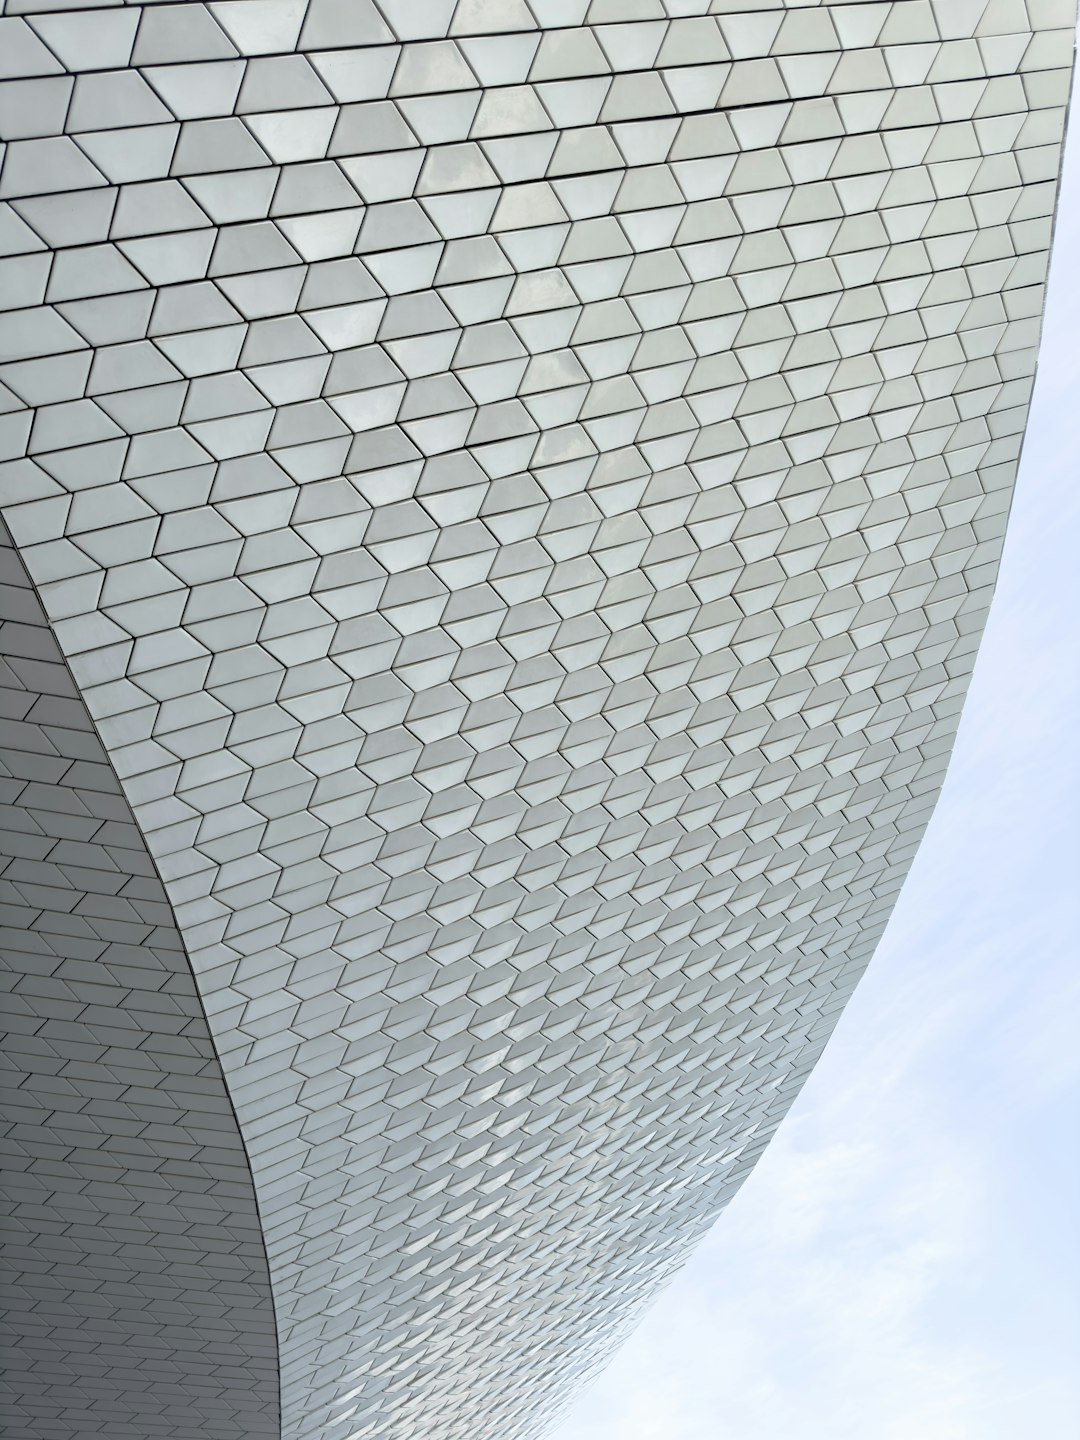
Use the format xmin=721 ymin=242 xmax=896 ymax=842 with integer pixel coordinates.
xmin=0 ymin=3 xmax=1074 ymax=1438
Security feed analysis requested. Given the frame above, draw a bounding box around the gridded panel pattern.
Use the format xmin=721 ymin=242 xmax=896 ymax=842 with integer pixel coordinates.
xmin=0 ymin=521 xmax=279 ymax=1439
xmin=0 ymin=2 xmax=1074 ymax=1438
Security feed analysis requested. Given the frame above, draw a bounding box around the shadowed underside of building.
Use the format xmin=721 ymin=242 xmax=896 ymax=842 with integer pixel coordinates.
xmin=0 ymin=2 xmax=1074 ymax=1438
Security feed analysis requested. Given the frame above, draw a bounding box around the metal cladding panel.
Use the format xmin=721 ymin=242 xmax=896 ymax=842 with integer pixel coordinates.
xmin=0 ymin=522 xmax=279 ymax=1438
xmin=0 ymin=2 xmax=1074 ymax=1439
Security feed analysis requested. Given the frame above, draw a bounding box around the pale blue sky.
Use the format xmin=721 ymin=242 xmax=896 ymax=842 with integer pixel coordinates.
xmin=550 ymin=108 xmax=1080 ymax=1440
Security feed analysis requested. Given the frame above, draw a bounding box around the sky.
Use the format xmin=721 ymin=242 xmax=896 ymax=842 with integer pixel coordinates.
xmin=549 ymin=101 xmax=1080 ymax=1440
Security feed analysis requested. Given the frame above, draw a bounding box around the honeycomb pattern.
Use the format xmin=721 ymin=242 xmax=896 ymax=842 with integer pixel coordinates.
xmin=0 ymin=2 xmax=1074 ymax=1439
xmin=0 ymin=519 xmax=278 ymax=1439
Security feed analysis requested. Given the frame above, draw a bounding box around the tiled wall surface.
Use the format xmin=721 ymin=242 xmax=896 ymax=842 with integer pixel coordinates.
xmin=0 ymin=521 xmax=279 ymax=1439
xmin=0 ymin=3 xmax=1074 ymax=1438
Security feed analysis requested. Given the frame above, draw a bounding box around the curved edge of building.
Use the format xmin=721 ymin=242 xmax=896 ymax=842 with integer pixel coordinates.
xmin=0 ymin=519 xmax=279 ymax=1439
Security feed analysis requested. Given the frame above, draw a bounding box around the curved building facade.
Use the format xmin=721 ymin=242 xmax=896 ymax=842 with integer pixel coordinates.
xmin=0 ymin=3 xmax=1074 ymax=1438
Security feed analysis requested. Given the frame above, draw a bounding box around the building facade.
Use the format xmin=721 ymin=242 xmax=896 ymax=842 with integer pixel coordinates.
xmin=1 ymin=2 xmax=1075 ymax=1437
